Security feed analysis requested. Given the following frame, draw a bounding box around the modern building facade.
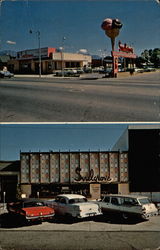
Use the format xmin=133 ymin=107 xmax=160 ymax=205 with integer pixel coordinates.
xmin=20 ymin=151 xmax=129 ymax=200
xmin=0 ymin=125 xmax=160 ymax=202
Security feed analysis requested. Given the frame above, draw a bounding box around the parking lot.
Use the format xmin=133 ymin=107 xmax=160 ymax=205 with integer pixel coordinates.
xmin=0 ymin=209 xmax=160 ymax=250
xmin=0 ymin=205 xmax=160 ymax=231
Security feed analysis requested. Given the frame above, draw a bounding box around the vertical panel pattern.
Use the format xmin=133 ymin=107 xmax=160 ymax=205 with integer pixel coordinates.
xmin=99 ymin=152 xmax=109 ymax=178
xmin=30 ymin=154 xmax=40 ymax=183
xmin=21 ymin=154 xmax=30 ymax=183
xmin=70 ymin=153 xmax=80 ymax=182
xmin=60 ymin=153 xmax=70 ymax=183
xmin=50 ymin=153 xmax=60 ymax=183
xmin=80 ymin=153 xmax=90 ymax=178
xmin=40 ymin=154 xmax=50 ymax=183
xmin=119 ymin=153 xmax=129 ymax=182
xmin=90 ymin=153 xmax=99 ymax=176
xmin=109 ymin=153 xmax=119 ymax=182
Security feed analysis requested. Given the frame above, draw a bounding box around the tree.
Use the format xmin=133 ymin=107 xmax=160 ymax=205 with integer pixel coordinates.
xmin=150 ymin=48 xmax=160 ymax=67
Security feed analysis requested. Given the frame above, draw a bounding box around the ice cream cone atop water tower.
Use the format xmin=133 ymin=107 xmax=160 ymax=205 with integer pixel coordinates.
xmin=101 ymin=18 xmax=123 ymax=51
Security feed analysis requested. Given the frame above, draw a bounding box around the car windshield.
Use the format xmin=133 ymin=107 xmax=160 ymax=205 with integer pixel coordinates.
xmin=139 ymin=198 xmax=151 ymax=205
xmin=23 ymin=201 xmax=44 ymax=208
xmin=69 ymin=198 xmax=87 ymax=204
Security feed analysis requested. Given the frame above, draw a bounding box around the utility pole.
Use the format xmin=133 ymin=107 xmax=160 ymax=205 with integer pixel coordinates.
xmin=61 ymin=36 xmax=66 ymax=77
xmin=30 ymin=30 xmax=41 ymax=77
xmin=37 ymin=31 xmax=41 ymax=77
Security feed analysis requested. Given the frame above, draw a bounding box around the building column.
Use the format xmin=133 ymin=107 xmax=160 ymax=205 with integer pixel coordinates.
xmin=118 ymin=183 xmax=129 ymax=194
xmin=31 ymin=61 xmax=35 ymax=73
xmin=90 ymin=183 xmax=101 ymax=200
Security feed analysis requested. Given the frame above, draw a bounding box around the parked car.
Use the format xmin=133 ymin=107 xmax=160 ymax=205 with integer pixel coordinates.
xmin=55 ymin=69 xmax=80 ymax=77
xmin=100 ymin=68 xmax=112 ymax=77
xmin=98 ymin=194 xmax=158 ymax=220
xmin=133 ymin=68 xmax=144 ymax=73
xmin=7 ymin=199 xmax=55 ymax=223
xmin=0 ymin=70 xmax=14 ymax=78
xmin=143 ymin=67 xmax=156 ymax=72
xmin=45 ymin=194 xmax=102 ymax=219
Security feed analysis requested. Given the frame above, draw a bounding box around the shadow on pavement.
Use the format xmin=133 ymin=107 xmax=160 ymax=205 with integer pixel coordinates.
xmin=0 ymin=213 xmax=42 ymax=228
xmin=50 ymin=214 xmax=145 ymax=225
xmin=93 ymin=214 xmax=145 ymax=225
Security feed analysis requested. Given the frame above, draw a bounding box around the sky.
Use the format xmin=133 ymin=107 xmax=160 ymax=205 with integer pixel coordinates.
xmin=0 ymin=0 xmax=159 ymax=56
xmin=1 ymin=123 xmax=160 ymax=161
xmin=0 ymin=123 xmax=129 ymax=160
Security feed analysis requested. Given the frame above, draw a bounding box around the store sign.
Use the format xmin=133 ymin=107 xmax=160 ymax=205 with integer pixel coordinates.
xmin=74 ymin=167 xmax=113 ymax=183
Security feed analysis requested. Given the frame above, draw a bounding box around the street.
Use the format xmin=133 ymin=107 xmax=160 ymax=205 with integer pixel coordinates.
xmin=0 ymin=72 xmax=160 ymax=122
xmin=0 ymin=212 xmax=160 ymax=250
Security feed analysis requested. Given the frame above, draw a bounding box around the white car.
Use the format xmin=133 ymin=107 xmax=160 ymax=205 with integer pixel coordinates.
xmin=45 ymin=194 xmax=102 ymax=219
xmin=98 ymin=194 xmax=158 ymax=220
xmin=0 ymin=70 xmax=14 ymax=78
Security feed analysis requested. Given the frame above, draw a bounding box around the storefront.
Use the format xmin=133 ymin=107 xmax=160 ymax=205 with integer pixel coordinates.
xmin=8 ymin=47 xmax=92 ymax=74
xmin=20 ymin=151 xmax=129 ymax=200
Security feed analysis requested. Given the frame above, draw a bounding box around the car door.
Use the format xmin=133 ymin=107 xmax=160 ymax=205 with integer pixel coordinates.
xmin=101 ymin=196 xmax=120 ymax=214
xmin=121 ymin=197 xmax=141 ymax=215
xmin=57 ymin=197 xmax=68 ymax=215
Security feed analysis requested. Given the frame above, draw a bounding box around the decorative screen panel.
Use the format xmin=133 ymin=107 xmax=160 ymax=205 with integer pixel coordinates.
xmin=60 ymin=153 xmax=70 ymax=183
xmin=99 ymin=153 xmax=109 ymax=178
xmin=21 ymin=154 xmax=30 ymax=183
xmin=109 ymin=153 xmax=119 ymax=182
xmin=119 ymin=153 xmax=129 ymax=182
xmin=40 ymin=154 xmax=50 ymax=183
xmin=30 ymin=154 xmax=40 ymax=183
xmin=90 ymin=153 xmax=99 ymax=176
xmin=70 ymin=153 xmax=80 ymax=182
xmin=50 ymin=153 xmax=60 ymax=183
xmin=80 ymin=153 xmax=90 ymax=178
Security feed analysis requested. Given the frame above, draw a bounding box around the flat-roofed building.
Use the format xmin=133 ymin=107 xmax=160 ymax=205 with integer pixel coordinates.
xmin=8 ymin=47 xmax=92 ymax=74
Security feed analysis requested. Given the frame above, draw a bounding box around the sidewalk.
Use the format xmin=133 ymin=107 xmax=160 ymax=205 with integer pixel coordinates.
xmin=14 ymin=70 xmax=160 ymax=80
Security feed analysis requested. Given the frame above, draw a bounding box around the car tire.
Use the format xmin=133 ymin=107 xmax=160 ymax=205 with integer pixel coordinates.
xmin=122 ymin=213 xmax=129 ymax=220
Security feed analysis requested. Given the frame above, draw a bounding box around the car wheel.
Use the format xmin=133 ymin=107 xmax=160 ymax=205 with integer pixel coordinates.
xmin=122 ymin=213 xmax=129 ymax=220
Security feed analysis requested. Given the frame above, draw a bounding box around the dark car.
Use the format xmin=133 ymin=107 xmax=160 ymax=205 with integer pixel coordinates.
xmin=7 ymin=199 xmax=55 ymax=223
xmin=0 ymin=71 xmax=14 ymax=78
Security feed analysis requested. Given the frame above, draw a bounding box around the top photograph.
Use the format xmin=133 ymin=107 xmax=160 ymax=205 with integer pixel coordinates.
xmin=0 ymin=0 xmax=160 ymax=122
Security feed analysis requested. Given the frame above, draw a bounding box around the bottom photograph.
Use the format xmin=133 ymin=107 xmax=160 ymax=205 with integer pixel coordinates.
xmin=0 ymin=122 xmax=160 ymax=250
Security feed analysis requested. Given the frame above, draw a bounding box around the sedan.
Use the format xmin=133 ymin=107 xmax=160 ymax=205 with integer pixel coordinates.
xmin=7 ymin=198 xmax=55 ymax=223
xmin=0 ymin=71 xmax=14 ymax=78
xmin=45 ymin=194 xmax=102 ymax=219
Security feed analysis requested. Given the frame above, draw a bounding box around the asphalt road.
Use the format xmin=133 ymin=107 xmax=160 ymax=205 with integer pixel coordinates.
xmin=0 ymin=72 xmax=160 ymax=122
xmin=0 ymin=214 xmax=160 ymax=250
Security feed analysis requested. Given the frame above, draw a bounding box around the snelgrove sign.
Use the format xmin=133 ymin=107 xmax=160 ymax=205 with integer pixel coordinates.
xmin=20 ymin=151 xmax=128 ymax=184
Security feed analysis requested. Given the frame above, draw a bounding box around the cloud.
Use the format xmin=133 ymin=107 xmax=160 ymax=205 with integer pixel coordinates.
xmin=6 ymin=40 xmax=16 ymax=45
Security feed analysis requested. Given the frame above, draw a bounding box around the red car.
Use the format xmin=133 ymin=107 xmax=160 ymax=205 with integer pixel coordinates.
xmin=7 ymin=199 xmax=55 ymax=223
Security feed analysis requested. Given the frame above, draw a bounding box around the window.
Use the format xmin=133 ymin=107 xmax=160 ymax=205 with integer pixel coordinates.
xmin=60 ymin=198 xmax=66 ymax=204
xmin=139 ymin=198 xmax=150 ymax=205
xmin=104 ymin=197 xmax=110 ymax=203
xmin=111 ymin=197 xmax=119 ymax=205
xmin=123 ymin=198 xmax=138 ymax=206
xmin=69 ymin=198 xmax=87 ymax=204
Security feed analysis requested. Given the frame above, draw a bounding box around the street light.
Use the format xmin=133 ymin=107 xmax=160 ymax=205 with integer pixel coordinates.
xmin=61 ymin=36 xmax=66 ymax=77
xmin=30 ymin=30 xmax=41 ymax=77
xmin=99 ymin=49 xmax=106 ymax=68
